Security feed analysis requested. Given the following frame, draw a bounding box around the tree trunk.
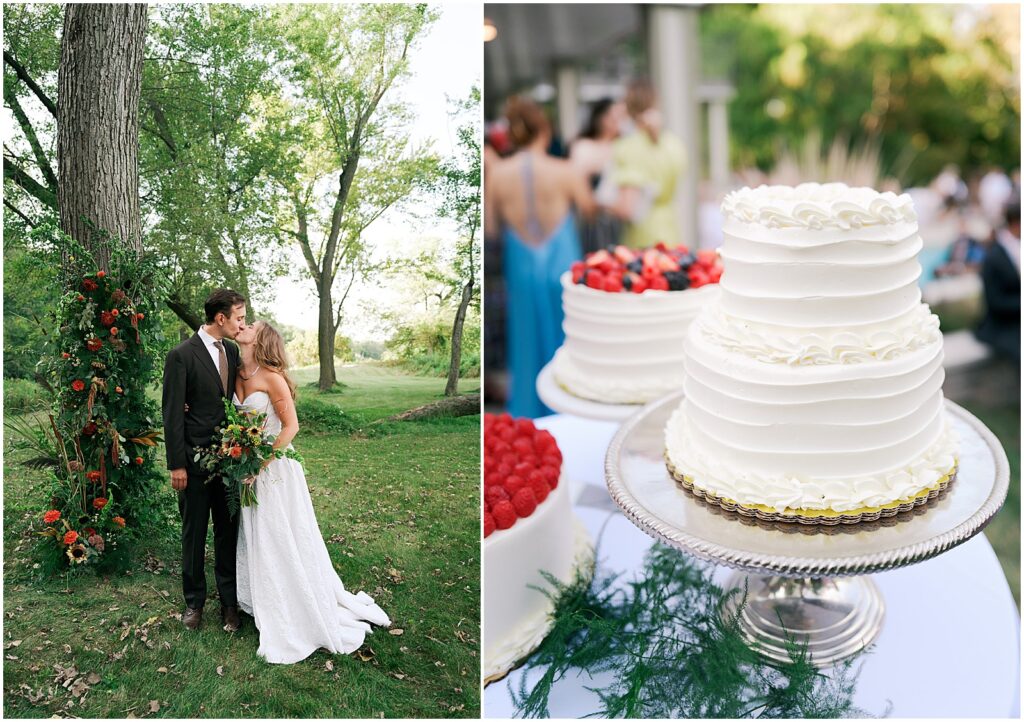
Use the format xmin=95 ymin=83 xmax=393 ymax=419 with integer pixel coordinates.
xmin=386 ymin=394 xmax=481 ymax=422
xmin=317 ymin=280 xmax=337 ymax=391
xmin=57 ymin=4 xmax=147 ymax=270
xmin=444 ymin=279 xmax=474 ymax=396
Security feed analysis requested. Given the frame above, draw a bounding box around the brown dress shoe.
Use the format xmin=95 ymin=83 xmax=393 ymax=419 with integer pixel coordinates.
xmin=221 ymin=605 xmax=240 ymax=632
xmin=182 ymin=606 xmax=203 ymax=631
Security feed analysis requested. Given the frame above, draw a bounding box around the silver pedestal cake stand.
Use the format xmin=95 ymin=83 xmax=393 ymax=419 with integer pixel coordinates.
xmin=605 ymin=392 xmax=1010 ymax=667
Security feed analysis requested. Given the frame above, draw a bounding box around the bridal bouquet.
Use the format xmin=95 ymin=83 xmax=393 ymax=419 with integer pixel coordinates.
xmin=194 ymin=398 xmax=302 ymax=516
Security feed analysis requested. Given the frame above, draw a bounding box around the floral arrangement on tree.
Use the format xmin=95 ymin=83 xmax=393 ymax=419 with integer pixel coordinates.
xmin=194 ymin=398 xmax=303 ymax=517
xmin=24 ymin=229 xmax=170 ymax=570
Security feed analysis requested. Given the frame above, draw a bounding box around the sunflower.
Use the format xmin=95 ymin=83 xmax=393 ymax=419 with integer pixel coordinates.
xmin=66 ymin=544 xmax=88 ymax=564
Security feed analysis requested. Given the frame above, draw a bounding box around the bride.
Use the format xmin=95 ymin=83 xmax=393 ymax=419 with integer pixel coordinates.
xmin=232 ymin=320 xmax=390 ymax=664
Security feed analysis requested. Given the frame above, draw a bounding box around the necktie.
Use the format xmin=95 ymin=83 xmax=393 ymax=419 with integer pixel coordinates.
xmin=213 ymin=340 xmax=228 ymax=394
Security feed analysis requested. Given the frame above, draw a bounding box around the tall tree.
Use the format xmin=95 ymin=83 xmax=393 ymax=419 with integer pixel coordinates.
xmin=438 ymin=88 xmax=482 ymax=396
xmin=275 ymin=3 xmax=437 ymax=391
xmin=57 ymin=4 xmax=147 ymax=268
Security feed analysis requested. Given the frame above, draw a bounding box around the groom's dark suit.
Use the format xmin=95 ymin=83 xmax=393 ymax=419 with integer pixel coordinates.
xmin=162 ymin=332 xmax=241 ymax=610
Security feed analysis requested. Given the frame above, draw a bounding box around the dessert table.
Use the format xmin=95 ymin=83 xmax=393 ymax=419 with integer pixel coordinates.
xmin=484 ymin=414 xmax=1021 ymax=719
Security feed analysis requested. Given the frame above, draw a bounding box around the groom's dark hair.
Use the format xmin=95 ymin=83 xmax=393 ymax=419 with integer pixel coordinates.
xmin=204 ymin=288 xmax=246 ymax=323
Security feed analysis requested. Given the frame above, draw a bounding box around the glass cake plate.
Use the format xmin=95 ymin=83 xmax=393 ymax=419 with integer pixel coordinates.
xmin=536 ymin=359 xmax=644 ymax=422
xmin=605 ymin=391 xmax=1010 ymax=666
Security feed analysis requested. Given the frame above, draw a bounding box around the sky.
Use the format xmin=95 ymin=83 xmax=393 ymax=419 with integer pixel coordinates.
xmin=270 ymin=4 xmax=482 ymax=340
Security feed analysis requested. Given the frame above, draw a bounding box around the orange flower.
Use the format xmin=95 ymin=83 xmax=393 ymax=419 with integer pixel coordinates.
xmin=86 ymin=471 xmax=101 ymax=482
xmin=63 ymin=530 xmax=79 ymax=545
xmin=96 ymin=270 xmax=106 ymax=279
xmin=111 ymin=309 xmax=119 ymax=317
xmin=136 ymin=312 xmax=145 ymax=320
xmin=109 ymin=327 xmax=119 ymax=336
xmin=92 ymin=497 xmax=108 ymax=510
xmin=134 ymin=456 xmax=144 ymax=465
xmin=229 ymin=445 xmax=243 ymax=458
xmin=112 ymin=516 xmax=126 ymax=528
xmin=61 ymin=352 xmax=70 ymax=359
xmin=43 ymin=510 xmax=60 ymax=524
xmin=71 ymin=379 xmax=86 ymax=392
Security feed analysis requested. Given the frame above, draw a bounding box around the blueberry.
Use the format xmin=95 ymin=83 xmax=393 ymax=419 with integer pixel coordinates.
xmin=678 ymin=253 xmax=696 ymax=269
xmin=622 ymin=275 xmax=633 ymax=291
xmin=626 ymin=259 xmax=643 ymax=273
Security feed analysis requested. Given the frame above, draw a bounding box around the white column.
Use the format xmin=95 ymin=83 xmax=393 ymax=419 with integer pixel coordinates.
xmin=555 ymin=64 xmax=580 ymax=144
xmin=708 ymin=99 xmax=729 ymax=193
xmin=648 ymin=4 xmax=700 ymax=246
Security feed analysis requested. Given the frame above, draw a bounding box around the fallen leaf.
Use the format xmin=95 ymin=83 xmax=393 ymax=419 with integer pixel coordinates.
xmin=5 ymin=640 xmax=22 ymax=649
xmin=388 ymin=628 xmax=404 ymax=636
xmin=392 ymin=672 xmax=406 ymax=680
xmin=86 ymin=672 xmax=101 ymax=685
xmin=325 ymin=660 xmax=334 ymax=672
xmin=216 ymin=666 xmax=223 ymax=677
xmin=157 ymin=667 xmax=168 ymax=674
xmin=149 ymin=700 xmax=160 ymax=713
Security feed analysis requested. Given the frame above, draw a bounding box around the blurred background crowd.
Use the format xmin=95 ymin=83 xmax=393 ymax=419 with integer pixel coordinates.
xmin=482 ymin=3 xmax=1020 ymax=599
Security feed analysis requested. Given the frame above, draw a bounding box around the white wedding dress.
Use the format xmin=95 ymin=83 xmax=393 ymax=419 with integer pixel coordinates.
xmin=234 ymin=391 xmax=390 ymax=664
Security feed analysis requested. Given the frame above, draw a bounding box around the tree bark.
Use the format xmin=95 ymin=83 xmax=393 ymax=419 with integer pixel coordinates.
xmin=317 ymin=281 xmax=337 ymax=390
xmin=444 ymin=279 xmax=474 ymax=396
xmin=386 ymin=394 xmax=480 ymax=422
xmin=57 ymin=4 xmax=147 ymax=271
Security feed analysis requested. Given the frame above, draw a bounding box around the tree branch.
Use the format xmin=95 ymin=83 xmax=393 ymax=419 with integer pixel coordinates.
xmin=5 ymin=88 xmax=57 ymax=189
xmin=3 ymin=50 xmax=57 ymax=119
xmin=3 ymin=156 xmax=57 ymax=210
xmin=4 ymin=198 xmax=38 ymax=227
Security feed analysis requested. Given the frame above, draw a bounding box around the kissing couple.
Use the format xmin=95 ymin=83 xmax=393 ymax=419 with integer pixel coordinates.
xmin=161 ymin=289 xmax=390 ymax=663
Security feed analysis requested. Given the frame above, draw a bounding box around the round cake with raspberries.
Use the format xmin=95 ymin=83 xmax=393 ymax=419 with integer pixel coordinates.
xmin=551 ymin=244 xmax=723 ymax=404
xmin=483 ymin=413 xmax=593 ymax=683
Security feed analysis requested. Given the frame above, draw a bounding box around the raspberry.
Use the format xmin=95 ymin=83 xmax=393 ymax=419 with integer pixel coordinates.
xmin=542 ymin=451 xmax=562 ymax=466
xmin=503 ymin=474 xmax=526 ymax=496
xmin=534 ymin=430 xmax=557 ymax=451
xmin=541 ymin=464 xmax=560 ymax=486
xmin=491 ymin=439 xmax=511 ymax=456
xmin=484 ymin=485 xmax=509 ymax=507
xmin=514 ymin=462 xmax=533 ymax=478
xmin=512 ymin=487 xmax=538 ymax=518
xmin=496 ymin=462 xmax=513 ymax=478
xmin=484 ymin=512 xmax=496 ymax=537
xmin=512 ymin=437 xmax=533 ymax=456
xmin=499 ymin=426 xmax=517 ymax=443
xmin=585 ymin=270 xmax=605 ymax=289
xmin=631 ymin=276 xmax=649 ymax=293
xmin=697 ymin=249 xmax=718 ymax=267
xmin=527 ymin=469 xmax=546 ymax=489
xmin=492 ymin=500 xmax=517 ymax=530
xmin=515 ymin=418 xmax=536 ymax=436
xmin=529 ymin=475 xmax=550 ymax=502
xmin=603 ymin=274 xmax=623 ymax=293
xmin=484 ymin=471 xmax=502 ymax=487
xmin=650 ymin=275 xmax=670 ymax=291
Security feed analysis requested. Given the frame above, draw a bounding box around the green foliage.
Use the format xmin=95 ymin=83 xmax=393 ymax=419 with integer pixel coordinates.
xmin=513 ymin=543 xmax=868 ymax=719
xmin=385 ymin=314 xmax=481 ymax=378
xmin=3 ymin=379 xmax=47 ymax=414
xmin=3 ymin=236 xmax=60 ymax=379
xmin=701 ymin=4 xmax=1020 ymax=186
xmin=294 ymin=396 xmax=360 ymax=435
xmin=286 ymin=328 xmax=353 ymax=368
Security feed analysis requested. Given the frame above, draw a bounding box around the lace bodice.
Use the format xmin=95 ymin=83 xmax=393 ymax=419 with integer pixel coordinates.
xmin=233 ymin=391 xmax=282 ymax=437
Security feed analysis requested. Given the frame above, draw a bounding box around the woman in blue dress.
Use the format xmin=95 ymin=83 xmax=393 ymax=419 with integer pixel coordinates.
xmin=485 ymin=97 xmax=595 ymax=417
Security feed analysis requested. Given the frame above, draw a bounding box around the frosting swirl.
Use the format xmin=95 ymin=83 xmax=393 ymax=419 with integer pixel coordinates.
xmin=722 ymin=183 xmax=917 ymax=230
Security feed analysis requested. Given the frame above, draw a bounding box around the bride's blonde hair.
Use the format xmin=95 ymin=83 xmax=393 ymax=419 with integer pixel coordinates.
xmin=252 ymin=321 xmax=296 ymax=399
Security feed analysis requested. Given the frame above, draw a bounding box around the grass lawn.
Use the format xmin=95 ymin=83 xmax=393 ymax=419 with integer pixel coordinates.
xmin=3 ymin=363 xmax=481 ymax=718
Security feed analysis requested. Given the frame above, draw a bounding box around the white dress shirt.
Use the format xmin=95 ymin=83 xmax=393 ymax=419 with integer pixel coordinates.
xmin=197 ymin=326 xmax=224 ymax=373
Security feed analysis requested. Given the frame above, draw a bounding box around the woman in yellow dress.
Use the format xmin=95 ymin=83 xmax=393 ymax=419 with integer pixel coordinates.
xmin=611 ymin=81 xmax=687 ymax=248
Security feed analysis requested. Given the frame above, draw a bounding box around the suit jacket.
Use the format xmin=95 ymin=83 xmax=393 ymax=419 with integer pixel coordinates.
xmin=976 ymin=238 xmax=1021 ymax=361
xmin=162 ymin=333 xmax=240 ymax=471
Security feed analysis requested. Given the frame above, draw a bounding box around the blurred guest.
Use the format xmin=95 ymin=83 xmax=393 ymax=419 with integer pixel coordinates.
xmin=485 ymin=96 xmax=595 ymax=417
xmin=975 ymin=199 xmax=1020 ymax=365
xmin=610 ymin=80 xmax=686 ymax=248
xmin=934 ymin=164 xmax=968 ymax=208
xmin=935 ymin=214 xmax=986 ymax=278
xmin=570 ymin=98 xmax=626 ymax=253
xmin=979 ymin=166 xmax=1013 ymax=226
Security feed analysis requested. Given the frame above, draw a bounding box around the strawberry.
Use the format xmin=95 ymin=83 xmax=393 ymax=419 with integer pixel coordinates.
xmin=586 ymin=249 xmax=612 ymax=268
xmin=655 ymin=242 xmax=668 ymax=252
xmin=708 ymin=265 xmax=723 ymax=283
xmin=492 ymin=500 xmax=517 ymax=530
xmin=512 ymin=487 xmax=538 ymax=517
xmin=649 ymin=275 xmax=670 ymax=291
xmin=697 ymin=249 xmax=718 ymax=267
xmin=585 ymin=270 xmax=605 ymax=289
xmin=630 ymin=275 xmax=649 ymax=293
xmin=657 ymin=254 xmax=681 ymax=272
xmin=603 ymin=274 xmax=623 ymax=293
xmin=613 ymin=245 xmax=635 ymax=264
xmin=676 ymin=244 xmax=690 ymax=255
xmin=484 ymin=512 xmax=496 ymax=537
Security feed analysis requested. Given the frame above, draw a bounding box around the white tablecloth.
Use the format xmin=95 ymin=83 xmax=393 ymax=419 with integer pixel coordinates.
xmin=485 ymin=415 xmax=1021 ymax=719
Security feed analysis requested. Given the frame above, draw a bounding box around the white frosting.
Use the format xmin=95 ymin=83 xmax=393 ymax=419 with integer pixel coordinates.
xmin=554 ymin=271 xmax=720 ymax=403
xmin=483 ymin=474 xmax=592 ymax=679
xmin=663 ymin=182 xmax=958 ymax=513
xmin=665 ymin=404 xmax=957 ymax=513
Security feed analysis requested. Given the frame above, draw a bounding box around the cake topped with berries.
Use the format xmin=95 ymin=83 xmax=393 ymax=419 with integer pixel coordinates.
xmin=483 ymin=413 xmax=592 ymax=682
xmin=553 ymin=244 xmax=723 ymax=404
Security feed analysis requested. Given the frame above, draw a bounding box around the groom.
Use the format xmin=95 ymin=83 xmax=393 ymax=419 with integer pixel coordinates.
xmin=162 ymin=289 xmax=247 ymax=632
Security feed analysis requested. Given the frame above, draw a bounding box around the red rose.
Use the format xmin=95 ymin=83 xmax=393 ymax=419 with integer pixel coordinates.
xmin=86 ymin=338 xmax=103 ymax=352
xmin=86 ymin=471 xmax=102 ymax=482
xmin=61 ymin=352 xmax=71 ymax=359
xmin=134 ymin=456 xmax=144 ymax=466
xmin=82 ymin=279 xmax=98 ymax=292
xmin=76 ymin=294 xmax=85 ymax=301
xmin=82 ymin=422 xmax=98 ymax=436
xmin=228 ymin=446 xmax=242 ymax=458
xmin=99 ymin=311 xmax=115 ymax=327
xmin=92 ymin=498 xmax=108 ymax=510
xmin=109 ymin=327 xmax=118 ymax=336
xmin=63 ymin=530 xmax=79 ymax=545
xmin=84 ymin=527 xmax=96 ymax=536
xmin=111 ymin=309 xmax=119 ymax=317
xmin=112 ymin=516 xmax=126 ymax=528
xmin=43 ymin=510 xmax=60 ymax=524
xmin=71 ymin=380 xmax=86 ymax=392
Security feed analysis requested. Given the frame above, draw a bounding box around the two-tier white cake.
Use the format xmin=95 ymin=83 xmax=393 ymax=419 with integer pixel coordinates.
xmin=664 ymin=183 xmax=958 ymax=518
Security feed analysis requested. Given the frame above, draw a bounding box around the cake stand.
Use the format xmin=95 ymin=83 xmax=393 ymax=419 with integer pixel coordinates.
xmin=536 ymin=360 xmax=643 ymax=422
xmin=605 ymin=391 xmax=1010 ymax=667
